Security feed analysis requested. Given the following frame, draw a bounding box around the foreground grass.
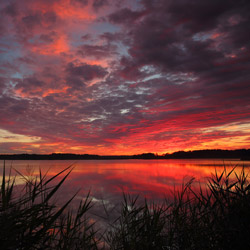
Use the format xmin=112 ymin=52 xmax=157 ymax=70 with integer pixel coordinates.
xmin=1 ymin=163 xmax=250 ymax=250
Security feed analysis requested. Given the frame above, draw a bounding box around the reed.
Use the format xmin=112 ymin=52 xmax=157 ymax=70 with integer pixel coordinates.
xmin=0 ymin=162 xmax=99 ymax=250
xmin=104 ymin=166 xmax=250 ymax=250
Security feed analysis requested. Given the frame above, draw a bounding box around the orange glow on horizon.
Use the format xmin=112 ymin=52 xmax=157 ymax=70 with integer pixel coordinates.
xmin=7 ymin=137 xmax=249 ymax=156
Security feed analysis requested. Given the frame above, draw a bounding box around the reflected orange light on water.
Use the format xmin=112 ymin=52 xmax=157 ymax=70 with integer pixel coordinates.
xmin=1 ymin=159 xmax=249 ymax=203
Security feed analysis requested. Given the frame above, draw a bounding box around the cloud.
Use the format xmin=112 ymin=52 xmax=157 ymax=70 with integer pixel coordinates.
xmin=92 ymin=0 xmax=109 ymax=11
xmin=77 ymin=43 xmax=118 ymax=59
xmin=0 ymin=0 xmax=250 ymax=154
xmin=107 ymin=8 xmax=146 ymax=24
xmin=15 ymin=77 xmax=45 ymax=97
xmin=0 ymin=77 xmax=6 ymax=92
xmin=72 ymin=0 xmax=89 ymax=7
xmin=109 ymin=0 xmax=250 ymax=78
xmin=66 ymin=62 xmax=108 ymax=81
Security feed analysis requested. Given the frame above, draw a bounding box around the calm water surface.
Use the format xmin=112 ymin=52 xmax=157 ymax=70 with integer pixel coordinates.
xmin=1 ymin=159 xmax=249 ymax=203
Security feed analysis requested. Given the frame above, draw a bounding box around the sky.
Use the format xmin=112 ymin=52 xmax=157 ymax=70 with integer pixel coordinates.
xmin=0 ymin=0 xmax=250 ymax=155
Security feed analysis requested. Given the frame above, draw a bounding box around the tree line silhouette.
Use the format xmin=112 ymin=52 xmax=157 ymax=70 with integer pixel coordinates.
xmin=0 ymin=149 xmax=249 ymax=160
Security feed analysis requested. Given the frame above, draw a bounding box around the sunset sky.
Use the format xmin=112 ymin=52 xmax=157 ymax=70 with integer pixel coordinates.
xmin=0 ymin=0 xmax=250 ymax=155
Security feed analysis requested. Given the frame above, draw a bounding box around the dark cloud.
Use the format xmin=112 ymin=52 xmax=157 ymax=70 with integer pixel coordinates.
xmin=39 ymin=31 xmax=57 ymax=43
xmin=99 ymin=32 xmax=123 ymax=43
xmin=71 ymin=0 xmax=89 ymax=6
xmin=65 ymin=76 xmax=86 ymax=90
xmin=20 ymin=10 xmax=58 ymax=32
xmin=0 ymin=77 xmax=6 ymax=92
xmin=15 ymin=77 xmax=45 ymax=96
xmin=108 ymin=8 xmax=146 ymax=24
xmin=3 ymin=2 xmax=19 ymax=17
xmin=92 ymin=0 xmax=109 ymax=11
xmin=66 ymin=62 xmax=108 ymax=81
xmin=0 ymin=94 xmax=30 ymax=131
xmin=107 ymin=0 xmax=250 ymax=79
xmin=18 ymin=56 xmax=35 ymax=64
xmin=77 ymin=43 xmax=117 ymax=59
xmin=81 ymin=33 xmax=92 ymax=40
xmin=42 ymin=11 xmax=57 ymax=25
xmin=167 ymin=0 xmax=234 ymax=32
xmin=21 ymin=13 xmax=42 ymax=30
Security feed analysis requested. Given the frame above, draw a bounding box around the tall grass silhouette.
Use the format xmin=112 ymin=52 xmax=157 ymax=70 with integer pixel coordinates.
xmin=0 ymin=162 xmax=99 ymax=250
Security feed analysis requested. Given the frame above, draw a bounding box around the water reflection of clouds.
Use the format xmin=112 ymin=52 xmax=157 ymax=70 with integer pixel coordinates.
xmin=1 ymin=159 xmax=249 ymax=204
xmin=1 ymin=159 xmax=249 ymax=232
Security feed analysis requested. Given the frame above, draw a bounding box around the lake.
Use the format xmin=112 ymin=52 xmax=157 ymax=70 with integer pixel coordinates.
xmin=1 ymin=158 xmax=250 ymax=233
xmin=1 ymin=158 xmax=249 ymax=202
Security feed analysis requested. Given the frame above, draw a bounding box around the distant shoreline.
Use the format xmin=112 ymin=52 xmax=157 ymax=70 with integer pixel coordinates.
xmin=0 ymin=149 xmax=249 ymax=161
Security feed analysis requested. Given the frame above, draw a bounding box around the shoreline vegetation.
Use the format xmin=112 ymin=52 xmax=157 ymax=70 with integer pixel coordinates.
xmin=0 ymin=149 xmax=250 ymax=160
xmin=1 ymin=163 xmax=250 ymax=249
